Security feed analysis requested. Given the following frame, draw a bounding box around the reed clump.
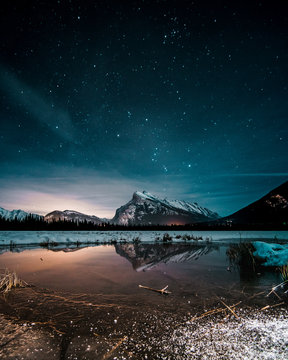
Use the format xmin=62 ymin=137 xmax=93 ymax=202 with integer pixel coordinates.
xmin=0 ymin=268 xmax=27 ymax=293
xmin=226 ymin=243 xmax=257 ymax=272
xmin=39 ymin=240 xmax=59 ymax=247
xmin=132 ymin=236 xmax=141 ymax=244
xmin=162 ymin=233 xmax=173 ymax=242
xmin=279 ymin=264 xmax=288 ymax=281
xmin=182 ymin=234 xmax=203 ymax=241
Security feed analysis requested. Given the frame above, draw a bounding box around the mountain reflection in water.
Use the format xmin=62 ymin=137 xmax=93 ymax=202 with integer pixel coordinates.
xmin=115 ymin=243 xmax=218 ymax=271
xmin=0 ymin=240 xmax=284 ymax=302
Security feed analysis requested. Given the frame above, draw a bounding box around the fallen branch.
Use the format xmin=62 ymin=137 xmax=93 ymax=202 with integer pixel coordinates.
xmin=139 ymin=285 xmax=171 ymax=295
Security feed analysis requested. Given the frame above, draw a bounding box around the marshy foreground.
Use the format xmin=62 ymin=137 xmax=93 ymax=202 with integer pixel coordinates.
xmin=0 ymin=232 xmax=288 ymax=359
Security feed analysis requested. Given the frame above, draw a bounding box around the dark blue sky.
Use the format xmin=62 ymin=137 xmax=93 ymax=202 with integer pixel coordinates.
xmin=0 ymin=0 xmax=287 ymax=217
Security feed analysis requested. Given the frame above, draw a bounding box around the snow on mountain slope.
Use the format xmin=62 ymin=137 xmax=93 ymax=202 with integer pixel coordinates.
xmin=44 ymin=209 xmax=106 ymax=224
xmin=1 ymin=189 xmax=219 ymax=226
xmin=0 ymin=207 xmax=42 ymax=221
xmin=112 ymin=191 xmax=219 ymax=225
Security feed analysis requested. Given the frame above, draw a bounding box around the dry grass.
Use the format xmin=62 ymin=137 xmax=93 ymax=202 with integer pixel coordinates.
xmin=0 ymin=268 xmax=27 ymax=293
xmin=226 ymin=243 xmax=257 ymax=272
xmin=39 ymin=240 xmax=59 ymax=247
xmin=279 ymin=264 xmax=288 ymax=281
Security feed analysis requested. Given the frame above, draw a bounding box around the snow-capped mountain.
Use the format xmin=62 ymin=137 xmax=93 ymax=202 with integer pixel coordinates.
xmin=115 ymin=243 xmax=216 ymax=271
xmin=224 ymin=180 xmax=288 ymax=225
xmin=111 ymin=191 xmax=219 ymax=225
xmin=0 ymin=207 xmax=42 ymax=221
xmin=44 ymin=210 xmax=106 ymax=225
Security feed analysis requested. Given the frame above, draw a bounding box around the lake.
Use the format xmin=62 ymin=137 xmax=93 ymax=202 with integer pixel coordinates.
xmin=0 ymin=231 xmax=287 ymax=359
xmin=1 ymin=230 xmax=287 ymax=306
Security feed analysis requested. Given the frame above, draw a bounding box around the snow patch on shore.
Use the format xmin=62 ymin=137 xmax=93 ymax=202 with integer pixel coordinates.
xmin=0 ymin=230 xmax=288 ymax=248
xmin=253 ymin=241 xmax=288 ymax=266
xmin=169 ymin=312 xmax=288 ymax=359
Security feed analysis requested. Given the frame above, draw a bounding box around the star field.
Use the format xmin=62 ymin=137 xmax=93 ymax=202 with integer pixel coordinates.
xmin=0 ymin=0 xmax=288 ymax=217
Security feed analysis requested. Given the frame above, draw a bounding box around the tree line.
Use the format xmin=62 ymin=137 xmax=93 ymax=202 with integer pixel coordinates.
xmin=0 ymin=214 xmax=287 ymax=230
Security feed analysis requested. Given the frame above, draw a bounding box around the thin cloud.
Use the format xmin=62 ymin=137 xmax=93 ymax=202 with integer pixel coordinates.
xmin=0 ymin=66 xmax=75 ymax=141
xmin=219 ymin=173 xmax=288 ymax=177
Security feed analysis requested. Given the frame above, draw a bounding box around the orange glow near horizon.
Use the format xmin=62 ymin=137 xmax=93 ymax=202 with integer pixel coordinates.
xmin=1 ymin=190 xmax=114 ymax=218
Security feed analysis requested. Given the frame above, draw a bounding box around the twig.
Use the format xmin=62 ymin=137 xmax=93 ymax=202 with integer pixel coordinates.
xmin=248 ymin=291 xmax=265 ymax=300
xmin=187 ymin=301 xmax=242 ymax=323
xmin=219 ymin=299 xmax=239 ymax=319
xmin=260 ymin=302 xmax=285 ymax=311
xmin=102 ymin=336 xmax=128 ymax=360
xmin=267 ymin=280 xmax=288 ymax=297
xmin=271 ymin=289 xmax=282 ymax=300
xmin=28 ymin=320 xmax=66 ymax=334
xmin=139 ymin=285 xmax=171 ymax=295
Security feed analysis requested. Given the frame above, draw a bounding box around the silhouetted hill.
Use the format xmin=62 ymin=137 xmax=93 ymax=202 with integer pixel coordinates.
xmin=224 ymin=181 xmax=288 ymax=225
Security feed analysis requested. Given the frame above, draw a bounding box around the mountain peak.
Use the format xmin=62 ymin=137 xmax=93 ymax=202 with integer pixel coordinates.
xmin=133 ymin=191 xmax=158 ymax=202
xmin=44 ymin=209 xmax=106 ymax=224
xmin=0 ymin=207 xmax=42 ymax=221
xmin=113 ymin=191 xmax=219 ymax=225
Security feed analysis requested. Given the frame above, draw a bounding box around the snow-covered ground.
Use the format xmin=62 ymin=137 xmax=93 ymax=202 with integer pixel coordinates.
xmin=253 ymin=241 xmax=288 ymax=266
xmin=0 ymin=230 xmax=288 ymax=247
xmin=163 ymin=311 xmax=288 ymax=359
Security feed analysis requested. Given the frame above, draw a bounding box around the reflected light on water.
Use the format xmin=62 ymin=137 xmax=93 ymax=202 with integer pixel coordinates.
xmin=0 ymin=242 xmax=282 ymax=303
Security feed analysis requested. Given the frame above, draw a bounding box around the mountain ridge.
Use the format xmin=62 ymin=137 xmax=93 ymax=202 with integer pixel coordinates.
xmin=222 ymin=180 xmax=288 ymax=225
xmin=111 ymin=190 xmax=219 ymax=225
xmin=1 ymin=181 xmax=288 ymax=227
xmin=0 ymin=207 xmax=43 ymax=221
xmin=44 ymin=209 xmax=106 ymax=225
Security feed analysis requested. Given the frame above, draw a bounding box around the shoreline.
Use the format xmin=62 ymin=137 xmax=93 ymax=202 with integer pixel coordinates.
xmin=0 ymin=286 xmax=287 ymax=359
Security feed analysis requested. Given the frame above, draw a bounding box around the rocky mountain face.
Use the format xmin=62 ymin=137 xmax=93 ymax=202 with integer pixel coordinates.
xmin=0 ymin=207 xmax=42 ymax=221
xmin=44 ymin=210 xmax=106 ymax=224
xmin=111 ymin=191 xmax=219 ymax=225
xmin=115 ymin=242 xmax=216 ymax=271
xmin=225 ymin=181 xmax=288 ymax=225
xmin=5 ymin=182 xmax=288 ymax=227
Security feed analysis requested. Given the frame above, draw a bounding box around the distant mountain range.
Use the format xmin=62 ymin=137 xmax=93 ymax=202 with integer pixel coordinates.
xmin=0 ymin=207 xmax=42 ymax=221
xmin=1 ymin=190 xmax=219 ymax=225
xmin=1 ymin=181 xmax=288 ymax=226
xmin=44 ymin=210 xmax=106 ymax=225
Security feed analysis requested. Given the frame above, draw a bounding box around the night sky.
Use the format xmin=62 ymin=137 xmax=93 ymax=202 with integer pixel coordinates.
xmin=0 ymin=0 xmax=288 ymax=217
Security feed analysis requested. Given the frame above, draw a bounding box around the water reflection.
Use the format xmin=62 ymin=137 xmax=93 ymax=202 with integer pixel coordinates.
xmin=115 ymin=242 xmax=218 ymax=271
xmin=0 ymin=240 xmax=282 ymax=301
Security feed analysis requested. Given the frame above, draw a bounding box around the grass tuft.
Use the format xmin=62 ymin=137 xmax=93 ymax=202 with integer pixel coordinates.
xmin=132 ymin=236 xmax=141 ymax=244
xmin=39 ymin=240 xmax=59 ymax=247
xmin=0 ymin=268 xmax=27 ymax=293
xmin=162 ymin=233 xmax=173 ymax=242
xmin=279 ymin=264 xmax=288 ymax=281
xmin=226 ymin=243 xmax=257 ymax=272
